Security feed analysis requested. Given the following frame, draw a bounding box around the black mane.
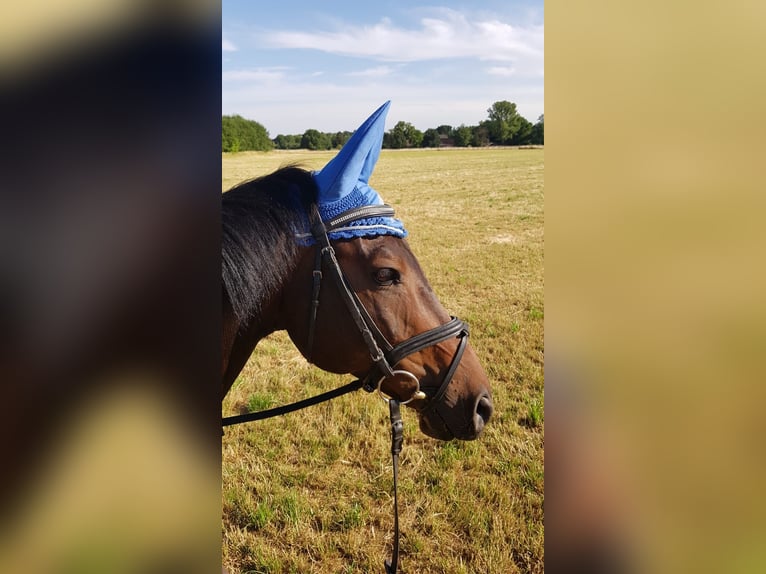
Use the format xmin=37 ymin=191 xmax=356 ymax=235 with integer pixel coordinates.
xmin=222 ymin=166 xmax=316 ymax=325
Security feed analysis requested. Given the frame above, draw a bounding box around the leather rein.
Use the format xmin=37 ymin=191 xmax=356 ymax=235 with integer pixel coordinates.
xmin=222 ymin=202 xmax=471 ymax=573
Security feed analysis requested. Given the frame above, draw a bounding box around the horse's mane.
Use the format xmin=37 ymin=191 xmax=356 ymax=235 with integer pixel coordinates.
xmin=222 ymin=165 xmax=316 ymax=325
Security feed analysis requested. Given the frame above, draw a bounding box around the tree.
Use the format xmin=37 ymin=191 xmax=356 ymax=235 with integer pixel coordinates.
xmin=274 ymin=134 xmax=301 ymax=149
xmin=301 ymin=129 xmax=331 ymax=150
xmin=421 ymin=128 xmax=441 ymax=148
xmin=408 ymin=126 xmax=424 ymax=148
xmin=486 ymin=100 xmax=523 ymax=145
xmin=471 ymin=124 xmax=490 ymax=147
xmin=530 ymin=114 xmax=544 ymax=145
xmin=453 ymin=124 xmax=473 ymax=147
xmin=331 ymin=131 xmax=352 ymax=149
xmin=386 ymin=121 xmax=423 ymax=149
xmin=222 ymin=115 xmax=273 ymax=152
xmin=511 ymin=117 xmax=534 ymax=145
xmin=436 ymin=124 xmax=453 ymax=135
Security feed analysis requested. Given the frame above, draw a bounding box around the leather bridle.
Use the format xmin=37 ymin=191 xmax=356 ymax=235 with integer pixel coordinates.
xmin=306 ymin=202 xmax=470 ymax=411
xmin=223 ymin=202 xmax=472 ymax=573
xmin=305 ymin=202 xmax=471 ymax=574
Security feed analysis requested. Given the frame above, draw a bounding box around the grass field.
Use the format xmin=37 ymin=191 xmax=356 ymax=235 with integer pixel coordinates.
xmin=222 ymin=147 xmax=544 ymax=573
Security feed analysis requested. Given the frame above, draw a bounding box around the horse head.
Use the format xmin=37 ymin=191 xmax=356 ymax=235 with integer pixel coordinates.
xmin=280 ymin=102 xmax=493 ymax=440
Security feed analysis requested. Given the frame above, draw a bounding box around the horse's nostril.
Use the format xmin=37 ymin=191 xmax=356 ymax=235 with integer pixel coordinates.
xmin=475 ymin=394 xmax=493 ymax=425
xmin=472 ymin=394 xmax=493 ymax=436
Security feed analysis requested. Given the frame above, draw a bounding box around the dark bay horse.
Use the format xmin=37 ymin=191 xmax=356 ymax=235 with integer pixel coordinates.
xmin=221 ymin=103 xmax=492 ymax=440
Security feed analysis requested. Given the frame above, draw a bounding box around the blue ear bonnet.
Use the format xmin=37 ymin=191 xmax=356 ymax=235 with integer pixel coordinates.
xmin=296 ymin=101 xmax=407 ymax=244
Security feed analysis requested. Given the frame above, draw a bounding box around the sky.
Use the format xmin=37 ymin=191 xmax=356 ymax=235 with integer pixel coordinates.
xmin=222 ymin=1 xmax=543 ymax=136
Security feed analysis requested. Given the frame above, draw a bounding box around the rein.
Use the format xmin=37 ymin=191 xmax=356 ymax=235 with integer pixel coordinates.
xmin=222 ymin=202 xmax=471 ymax=573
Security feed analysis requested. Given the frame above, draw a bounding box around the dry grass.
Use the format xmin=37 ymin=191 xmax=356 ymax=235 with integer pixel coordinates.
xmin=222 ymin=147 xmax=544 ymax=573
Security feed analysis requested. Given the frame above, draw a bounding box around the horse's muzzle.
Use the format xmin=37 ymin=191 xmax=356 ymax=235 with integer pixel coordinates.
xmin=417 ymin=391 xmax=493 ymax=441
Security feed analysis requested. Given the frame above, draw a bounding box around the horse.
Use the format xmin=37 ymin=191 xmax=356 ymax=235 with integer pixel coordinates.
xmin=221 ymin=102 xmax=493 ymax=440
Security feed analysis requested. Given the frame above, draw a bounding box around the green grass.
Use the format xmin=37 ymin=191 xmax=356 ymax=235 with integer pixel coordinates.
xmin=247 ymin=393 xmax=276 ymax=413
xmin=222 ymin=147 xmax=544 ymax=573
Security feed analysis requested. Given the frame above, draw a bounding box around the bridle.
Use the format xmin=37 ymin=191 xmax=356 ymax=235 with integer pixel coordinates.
xmin=306 ymin=202 xmax=470 ymax=410
xmin=223 ymin=202 xmax=472 ymax=573
xmin=306 ymin=202 xmax=470 ymax=573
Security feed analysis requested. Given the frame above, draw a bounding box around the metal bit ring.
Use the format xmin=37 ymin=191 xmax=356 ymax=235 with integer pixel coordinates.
xmin=376 ymin=370 xmax=427 ymax=405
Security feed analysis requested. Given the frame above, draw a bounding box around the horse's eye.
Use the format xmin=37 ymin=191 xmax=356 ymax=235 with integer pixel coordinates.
xmin=373 ymin=268 xmax=399 ymax=286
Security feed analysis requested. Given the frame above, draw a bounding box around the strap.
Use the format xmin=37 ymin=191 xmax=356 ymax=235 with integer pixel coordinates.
xmin=309 ymin=204 xmax=396 ymax=380
xmin=339 ymin=271 xmax=394 ymax=353
xmin=361 ymin=317 xmax=468 ymax=397
xmin=386 ymin=317 xmax=467 ymax=367
xmin=325 ymin=204 xmax=396 ymax=231
xmin=385 ymin=399 xmax=404 ymax=574
xmin=421 ymin=332 xmax=469 ymax=411
xmin=306 ymin=246 xmax=324 ymax=363
xmin=323 ymin=203 xmax=399 ymax=354
xmin=222 ymin=379 xmax=366 ymax=427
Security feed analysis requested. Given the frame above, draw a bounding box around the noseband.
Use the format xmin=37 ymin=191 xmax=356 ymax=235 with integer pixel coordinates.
xmin=306 ymin=203 xmax=470 ymax=410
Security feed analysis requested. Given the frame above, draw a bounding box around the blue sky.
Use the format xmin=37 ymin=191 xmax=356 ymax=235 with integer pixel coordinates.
xmin=222 ymin=1 xmax=543 ymax=136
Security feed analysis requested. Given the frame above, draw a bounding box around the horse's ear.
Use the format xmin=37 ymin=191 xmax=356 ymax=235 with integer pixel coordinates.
xmin=314 ymin=101 xmax=390 ymax=205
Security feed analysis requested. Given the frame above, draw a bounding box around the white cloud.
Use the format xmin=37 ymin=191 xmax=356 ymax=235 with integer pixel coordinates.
xmin=261 ymin=9 xmax=543 ymax=72
xmin=488 ymin=66 xmax=516 ymax=77
xmin=221 ymin=9 xmax=543 ymax=134
xmin=222 ymin=37 xmax=237 ymax=52
xmin=222 ymin=68 xmax=288 ymax=82
xmin=347 ymin=65 xmax=396 ymax=77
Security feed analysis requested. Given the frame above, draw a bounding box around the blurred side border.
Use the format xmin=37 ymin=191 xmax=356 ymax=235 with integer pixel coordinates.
xmin=547 ymin=1 xmax=766 ymax=572
xmin=0 ymin=4 xmax=221 ymax=572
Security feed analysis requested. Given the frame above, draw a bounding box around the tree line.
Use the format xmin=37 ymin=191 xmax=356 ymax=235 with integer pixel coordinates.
xmin=222 ymin=101 xmax=543 ymax=152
